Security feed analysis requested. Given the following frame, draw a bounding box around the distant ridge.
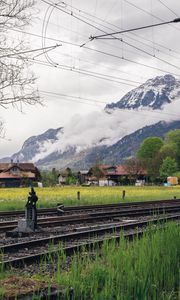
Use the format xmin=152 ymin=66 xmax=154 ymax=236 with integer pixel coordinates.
xmin=1 ymin=74 xmax=180 ymax=170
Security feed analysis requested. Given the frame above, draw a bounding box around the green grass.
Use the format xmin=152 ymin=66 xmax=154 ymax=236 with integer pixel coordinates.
xmin=0 ymin=223 xmax=179 ymax=299
xmin=50 ymin=222 xmax=179 ymax=299
xmin=0 ymin=186 xmax=180 ymax=211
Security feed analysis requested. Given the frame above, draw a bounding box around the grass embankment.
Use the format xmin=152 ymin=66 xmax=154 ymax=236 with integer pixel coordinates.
xmin=0 ymin=186 xmax=180 ymax=211
xmin=44 ymin=222 xmax=180 ymax=299
xmin=0 ymin=223 xmax=179 ymax=299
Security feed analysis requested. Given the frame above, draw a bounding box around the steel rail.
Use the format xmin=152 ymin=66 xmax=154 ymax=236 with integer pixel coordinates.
xmin=1 ymin=214 xmax=180 ymax=268
xmin=1 ymin=204 xmax=180 ymax=233
xmin=0 ymin=198 xmax=180 ymax=218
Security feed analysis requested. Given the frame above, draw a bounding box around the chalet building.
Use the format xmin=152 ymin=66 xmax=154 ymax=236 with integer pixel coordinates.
xmin=57 ymin=164 xmax=146 ymax=186
xmin=0 ymin=161 xmax=41 ymax=188
xmin=58 ymin=167 xmax=72 ymax=185
xmin=87 ymin=165 xmax=146 ymax=186
xmin=77 ymin=170 xmax=92 ymax=185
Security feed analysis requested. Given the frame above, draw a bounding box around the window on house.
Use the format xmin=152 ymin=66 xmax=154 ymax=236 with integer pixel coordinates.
xmin=10 ymin=167 xmax=20 ymax=174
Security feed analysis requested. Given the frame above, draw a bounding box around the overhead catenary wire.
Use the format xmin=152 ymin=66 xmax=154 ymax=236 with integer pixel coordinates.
xmin=123 ymin=0 xmax=180 ymax=32
xmin=45 ymin=0 xmax=180 ymax=59
xmin=29 ymin=57 xmax=139 ymax=88
xmin=57 ymin=0 xmax=180 ymax=57
xmin=39 ymin=0 xmax=180 ymax=73
xmin=157 ymin=0 xmax=179 ymax=18
xmin=0 ymin=44 xmax=61 ymax=59
xmin=42 ymin=2 xmax=61 ymax=66
xmin=21 ymin=60 xmax=180 ymax=120
xmin=81 ymin=46 xmax=180 ymax=77
xmin=8 ymin=19 xmax=180 ymax=79
xmin=8 ymin=27 xmax=180 ymax=78
xmin=90 ymin=18 xmax=180 ymax=39
xmin=47 ymin=2 xmax=180 ymax=61
xmin=5 ymin=0 xmax=180 ymax=107
xmin=28 ymin=87 xmax=180 ymax=120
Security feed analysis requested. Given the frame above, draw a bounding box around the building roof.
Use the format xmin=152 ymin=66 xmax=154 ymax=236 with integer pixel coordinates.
xmin=0 ymin=163 xmax=37 ymax=172
xmin=99 ymin=165 xmax=146 ymax=176
xmin=0 ymin=163 xmax=40 ymax=181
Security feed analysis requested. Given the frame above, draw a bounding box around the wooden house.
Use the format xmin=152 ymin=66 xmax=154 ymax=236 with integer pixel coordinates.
xmin=0 ymin=161 xmax=41 ymax=187
xmin=87 ymin=164 xmax=146 ymax=186
xmin=77 ymin=170 xmax=92 ymax=185
xmin=58 ymin=167 xmax=72 ymax=185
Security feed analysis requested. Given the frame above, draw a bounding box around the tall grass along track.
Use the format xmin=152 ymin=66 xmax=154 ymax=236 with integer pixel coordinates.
xmin=1 ymin=213 xmax=180 ymax=269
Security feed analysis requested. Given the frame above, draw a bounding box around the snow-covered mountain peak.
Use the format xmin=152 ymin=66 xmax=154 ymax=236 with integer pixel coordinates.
xmin=146 ymin=74 xmax=176 ymax=87
xmin=106 ymin=74 xmax=180 ymax=110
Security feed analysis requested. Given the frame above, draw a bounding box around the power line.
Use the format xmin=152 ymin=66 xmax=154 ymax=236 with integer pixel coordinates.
xmin=9 ymin=27 xmax=180 ymax=78
xmin=40 ymin=0 xmax=180 ymax=73
xmin=60 ymin=0 xmax=180 ymax=57
xmin=123 ymin=0 xmax=180 ymax=32
xmin=10 ymin=28 xmax=178 ymax=83
xmin=54 ymin=51 xmax=149 ymax=82
xmin=35 ymin=87 xmax=180 ymax=120
xmin=47 ymin=0 xmax=180 ymax=60
xmin=12 ymin=31 xmax=180 ymax=77
xmin=7 ymin=22 xmax=180 ymax=78
xmin=157 ymin=0 xmax=179 ymax=17
xmin=0 ymin=44 xmax=61 ymax=59
xmin=5 ymin=27 xmax=161 ymax=83
xmin=40 ymin=0 xmax=104 ymax=33
xmin=30 ymin=57 xmax=139 ymax=88
xmin=57 ymin=2 xmax=180 ymax=61
xmin=82 ymin=46 xmax=180 ymax=77
xmin=39 ymin=89 xmax=106 ymax=104
xmin=90 ymin=18 xmax=180 ymax=39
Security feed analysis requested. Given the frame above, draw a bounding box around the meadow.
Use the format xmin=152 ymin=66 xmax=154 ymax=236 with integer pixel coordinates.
xmin=0 ymin=185 xmax=180 ymax=211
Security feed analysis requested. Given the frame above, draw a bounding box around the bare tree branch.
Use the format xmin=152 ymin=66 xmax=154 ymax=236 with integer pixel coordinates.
xmin=0 ymin=0 xmax=41 ymax=117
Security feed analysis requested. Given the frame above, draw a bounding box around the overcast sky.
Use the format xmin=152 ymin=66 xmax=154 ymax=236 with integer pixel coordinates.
xmin=1 ymin=0 xmax=180 ymax=157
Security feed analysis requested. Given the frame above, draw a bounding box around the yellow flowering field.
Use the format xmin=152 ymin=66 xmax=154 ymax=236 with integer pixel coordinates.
xmin=0 ymin=185 xmax=180 ymax=211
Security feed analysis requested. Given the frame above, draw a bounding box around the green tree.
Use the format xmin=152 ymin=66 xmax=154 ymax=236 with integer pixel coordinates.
xmin=41 ymin=169 xmax=58 ymax=187
xmin=137 ymin=137 xmax=163 ymax=159
xmin=137 ymin=137 xmax=163 ymax=180
xmin=159 ymin=157 xmax=178 ymax=181
xmin=159 ymin=143 xmax=178 ymax=160
xmin=65 ymin=174 xmax=77 ymax=185
xmin=165 ymin=130 xmax=180 ymax=167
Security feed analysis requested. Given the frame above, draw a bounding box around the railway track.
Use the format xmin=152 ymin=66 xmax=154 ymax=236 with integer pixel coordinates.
xmin=1 ymin=202 xmax=180 ymax=233
xmin=1 ymin=213 xmax=180 ymax=269
xmin=0 ymin=198 xmax=180 ymax=219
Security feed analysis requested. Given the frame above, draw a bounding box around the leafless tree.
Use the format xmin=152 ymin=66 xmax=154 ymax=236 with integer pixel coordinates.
xmin=0 ymin=0 xmax=41 ymax=132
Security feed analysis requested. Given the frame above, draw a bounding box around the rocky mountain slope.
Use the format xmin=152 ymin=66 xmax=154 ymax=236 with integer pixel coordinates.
xmin=57 ymin=120 xmax=180 ymax=170
xmin=1 ymin=127 xmax=63 ymax=163
xmin=1 ymin=74 xmax=180 ymax=169
xmin=106 ymin=74 xmax=180 ymax=110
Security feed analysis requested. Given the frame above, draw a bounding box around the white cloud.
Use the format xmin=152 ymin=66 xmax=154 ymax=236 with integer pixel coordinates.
xmin=32 ymin=97 xmax=180 ymax=162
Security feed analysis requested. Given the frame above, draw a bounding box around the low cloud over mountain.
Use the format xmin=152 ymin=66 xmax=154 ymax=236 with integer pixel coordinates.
xmin=2 ymin=74 xmax=180 ymax=169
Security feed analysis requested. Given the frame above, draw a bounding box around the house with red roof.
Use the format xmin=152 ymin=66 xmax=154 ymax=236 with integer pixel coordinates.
xmin=87 ymin=164 xmax=146 ymax=186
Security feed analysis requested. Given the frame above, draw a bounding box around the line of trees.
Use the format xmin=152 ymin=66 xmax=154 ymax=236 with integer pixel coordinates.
xmin=135 ymin=129 xmax=180 ymax=182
